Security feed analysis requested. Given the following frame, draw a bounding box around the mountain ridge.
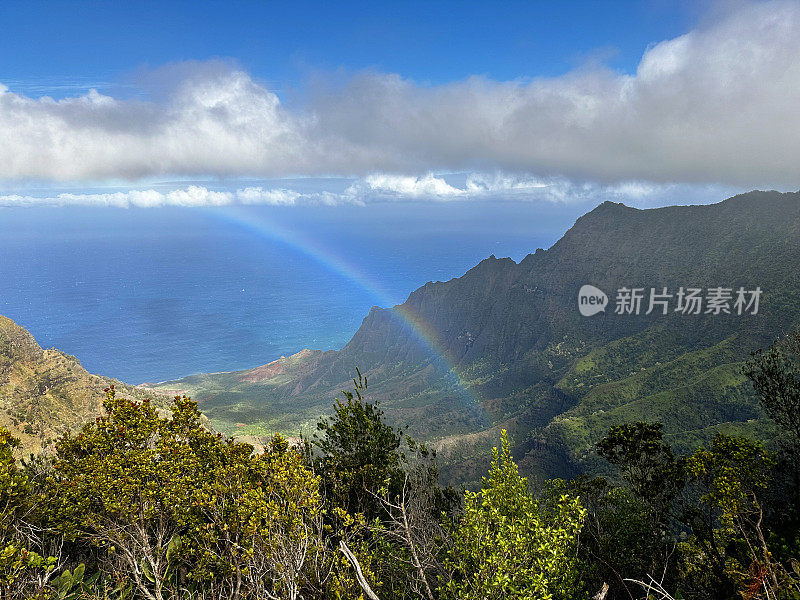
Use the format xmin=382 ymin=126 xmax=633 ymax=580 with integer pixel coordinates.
xmin=144 ymin=191 xmax=800 ymax=482
xmin=0 ymin=315 xmax=171 ymax=453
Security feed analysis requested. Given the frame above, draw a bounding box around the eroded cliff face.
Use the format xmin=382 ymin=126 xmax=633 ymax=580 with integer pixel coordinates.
xmin=0 ymin=315 xmax=169 ymax=453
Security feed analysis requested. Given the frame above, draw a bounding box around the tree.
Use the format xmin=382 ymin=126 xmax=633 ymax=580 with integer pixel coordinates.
xmin=744 ymin=330 xmax=800 ymax=556
xmin=594 ymin=423 xmax=686 ymax=597
xmin=441 ymin=430 xmax=585 ymax=600
xmin=312 ymin=371 xmax=458 ymax=599
xmin=682 ymin=434 xmax=799 ymax=600
xmin=370 ymin=441 xmax=458 ymax=600
xmin=46 ymin=389 xmax=201 ymax=600
xmin=596 ymin=422 xmax=683 ymax=516
xmin=189 ymin=435 xmax=325 ymax=600
xmin=0 ymin=426 xmax=56 ymax=597
xmin=47 ymin=387 xmax=336 ymax=600
xmin=563 ymin=476 xmax=655 ymax=600
xmin=744 ymin=330 xmax=800 ymax=445
xmin=313 ymin=370 xmax=406 ymax=521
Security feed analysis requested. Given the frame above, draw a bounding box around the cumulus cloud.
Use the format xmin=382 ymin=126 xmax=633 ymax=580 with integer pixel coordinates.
xmin=236 ymin=187 xmax=302 ymax=205
xmin=0 ymin=186 xmax=230 ymax=208
xmin=349 ymin=174 xmax=466 ymax=199
xmin=0 ymin=176 xmax=737 ymax=209
xmin=0 ymin=185 xmax=320 ymax=208
xmin=2 ymin=1 xmax=800 ymax=188
xmin=336 ymin=173 xmax=553 ymax=201
xmin=0 ymin=64 xmax=308 ymax=181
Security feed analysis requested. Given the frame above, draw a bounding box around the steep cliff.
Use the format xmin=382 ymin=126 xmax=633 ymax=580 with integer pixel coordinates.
xmin=155 ymin=191 xmax=800 ymax=481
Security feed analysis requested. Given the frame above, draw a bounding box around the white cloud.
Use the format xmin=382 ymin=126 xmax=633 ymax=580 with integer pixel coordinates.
xmin=339 ymin=173 xmax=556 ymax=201
xmin=347 ymin=174 xmax=466 ymax=199
xmin=165 ymin=187 xmax=232 ymax=206
xmin=465 ymin=174 xmax=549 ymax=195
xmin=0 ymin=184 xmax=332 ymax=208
xmin=0 ymin=65 xmax=308 ymax=181
xmin=0 ymin=186 xmax=232 ymax=208
xmin=2 ymin=2 xmax=800 ymax=188
xmin=0 ymin=177 xmax=737 ymax=209
xmin=236 ymin=187 xmax=301 ymax=205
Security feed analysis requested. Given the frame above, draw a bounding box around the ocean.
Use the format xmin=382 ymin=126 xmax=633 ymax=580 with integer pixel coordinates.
xmin=0 ymin=201 xmax=581 ymax=383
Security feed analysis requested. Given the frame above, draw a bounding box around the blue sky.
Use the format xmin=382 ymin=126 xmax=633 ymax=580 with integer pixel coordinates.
xmin=0 ymin=0 xmax=798 ymax=207
xmin=1 ymin=1 xmax=694 ymax=95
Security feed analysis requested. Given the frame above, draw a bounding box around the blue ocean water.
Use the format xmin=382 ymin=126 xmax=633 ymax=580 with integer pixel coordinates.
xmin=0 ymin=201 xmax=582 ymax=383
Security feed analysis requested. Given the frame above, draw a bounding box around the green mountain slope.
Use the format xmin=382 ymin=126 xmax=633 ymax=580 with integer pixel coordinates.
xmin=154 ymin=191 xmax=800 ymax=482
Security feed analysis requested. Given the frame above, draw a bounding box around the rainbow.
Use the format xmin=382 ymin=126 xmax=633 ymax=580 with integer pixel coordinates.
xmin=206 ymin=204 xmax=481 ymax=406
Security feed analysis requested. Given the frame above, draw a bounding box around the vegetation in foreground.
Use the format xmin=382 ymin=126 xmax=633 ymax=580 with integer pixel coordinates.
xmin=2 ymin=332 xmax=800 ymax=600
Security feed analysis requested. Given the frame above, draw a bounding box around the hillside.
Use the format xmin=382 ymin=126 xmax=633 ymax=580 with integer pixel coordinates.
xmin=0 ymin=315 xmax=168 ymax=453
xmin=154 ymin=191 xmax=800 ymax=482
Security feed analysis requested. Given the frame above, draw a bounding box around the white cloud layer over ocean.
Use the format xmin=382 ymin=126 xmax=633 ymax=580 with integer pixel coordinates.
xmin=1 ymin=1 xmax=800 ymax=191
xmin=0 ymin=175 xmax=738 ymax=209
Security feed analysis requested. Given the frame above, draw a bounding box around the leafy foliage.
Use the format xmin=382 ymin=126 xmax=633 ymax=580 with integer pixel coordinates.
xmin=313 ymin=370 xmax=405 ymax=521
xmin=42 ymin=387 xmax=342 ymax=600
xmin=442 ymin=430 xmax=585 ymax=600
xmin=597 ymin=422 xmax=683 ymax=511
xmin=5 ymin=339 xmax=800 ymax=599
xmin=1 ymin=426 xmax=56 ymax=591
xmin=744 ymin=331 xmax=800 ymax=445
